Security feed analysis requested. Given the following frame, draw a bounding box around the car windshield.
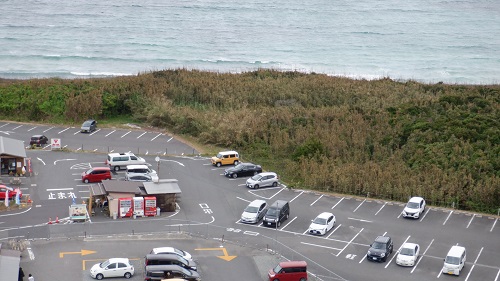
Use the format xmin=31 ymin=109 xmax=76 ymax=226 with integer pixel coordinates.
xmin=234 ymin=164 xmax=244 ymax=170
xmin=400 ymin=247 xmax=415 ymax=256
xmin=216 ymin=153 xmax=223 ymax=159
xmin=83 ymin=121 xmax=92 ymax=126
xmin=267 ymin=208 xmax=278 ymax=217
xmin=407 ymin=202 xmax=419 ymax=209
xmin=313 ymin=217 xmax=327 ymax=225
xmin=445 ymin=256 xmax=460 ymax=265
xmin=245 ymin=206 xmax=259 ymax=213
xmin=250 ymin=174 xmax=262 ymax=181
xmin=31 ymin=137 xmax=39 ymax=140
xmin=273 ymin=265 xmax=282 ymax=274
xmin=100 ymin=260 xmax=111 ymax=268
xmin=85 ymin=169 xmax=93 ymax=175
xmin=372 ymin=242 xmax=385 ymax=249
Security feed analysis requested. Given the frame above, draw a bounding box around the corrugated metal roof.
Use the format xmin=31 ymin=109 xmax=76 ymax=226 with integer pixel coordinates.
xmin=143 ymin=179 xmax=181 ymax=194
xmin=0 ymin=136 xmax=27 ymax=158
xmin=100 ymin=180 xmax=143 ymax=194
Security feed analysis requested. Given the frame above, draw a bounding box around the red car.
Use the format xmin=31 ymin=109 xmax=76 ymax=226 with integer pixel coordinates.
xmin=0 ymin=185 xmax=22 ymax=200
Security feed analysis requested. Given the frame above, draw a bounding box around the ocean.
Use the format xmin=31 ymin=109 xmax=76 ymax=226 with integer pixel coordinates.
xmin=1 ymin=0 xmax=499 ymax=84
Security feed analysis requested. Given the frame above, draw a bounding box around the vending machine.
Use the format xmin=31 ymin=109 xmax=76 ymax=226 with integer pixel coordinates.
xmin=118 ymin=198 xmax=133 ymax=218
xmin=144 ymin=197 xmax=157 ymax=216
xmin=133 ymin=197 xmax=144 ymax=217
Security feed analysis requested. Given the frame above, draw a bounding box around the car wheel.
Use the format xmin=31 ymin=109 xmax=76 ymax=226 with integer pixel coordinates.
xmin=114 ymin=166 xmax=120 ymax=171
xmin=124 ymin=272 xmax=132 ymax=279
xmin=382 ymin=257 xmax=387 ymax=262
xmin=300 ymin=278 xmax=306 ymax=281
xmin=286 ymin=213 xmax=289 ymax=219
xmin=277 ymin=220 xmax=281 ymax=227
xmin=84 ymin=179 xmax=89 ymax=184
xmin=254 ymin=184 xmax=259 ymax=189
xmin=272 ymin=182 xmax=278 ymax=187
xmin=216 ymin=162 xmax=221 ymax=167
xmin=96 ymin=274 xmax=104 ymax=280
xmin=273 ymin=279 xmax=280 ymax=281
xmin=234 ymin=160 xmax=239 ymax=165
xmin=232 ymin=173 xmax=237 ymax=178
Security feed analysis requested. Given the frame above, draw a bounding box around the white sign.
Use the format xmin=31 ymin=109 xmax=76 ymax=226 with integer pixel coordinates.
xmin=51 ymin=138 xmax=62 ymax=150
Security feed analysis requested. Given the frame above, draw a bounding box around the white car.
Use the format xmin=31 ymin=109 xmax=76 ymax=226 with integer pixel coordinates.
xmin=396 ymin=243 xmax=420 ymax=266
xmin=90 ymin=258 xmax=134 ymax=280
xmin=402 ymin=197 xmax=426 ymax=219
xmin=307 ymin=212 xmax=336 ymax=235
xmin=241 ymin=199 xmax=267 ymax=224
xmin=150 ymin=247 xmax=192 ymax=261
xmin=245 ymin=172 xmax=279 ymax=189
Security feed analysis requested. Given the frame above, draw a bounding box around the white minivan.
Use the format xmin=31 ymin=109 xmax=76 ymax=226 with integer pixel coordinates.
xmin=106 ymin=152 xmax=146 ymax=171
xmin=125 ymin=164 xmax=158 ymax=182
xmin=442 ymin=245 xmax=466 ymax=276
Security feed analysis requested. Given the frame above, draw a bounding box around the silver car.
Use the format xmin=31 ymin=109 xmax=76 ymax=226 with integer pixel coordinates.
xmin=240 ymin=199 xmax=267 ymax=224
xmin=246 ymin=172 xmax=279 ymax=189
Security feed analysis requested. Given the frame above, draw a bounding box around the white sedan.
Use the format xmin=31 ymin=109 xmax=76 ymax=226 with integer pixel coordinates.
xmin=307 ymin=212 xmax=336 ymax=235
xmin=90 ymin=258 xmax=134 ymax=280
xmin=402 ymin=197 xmax=426 ymax=219
xmin=396 ymin=243 xmax=420 ymax=266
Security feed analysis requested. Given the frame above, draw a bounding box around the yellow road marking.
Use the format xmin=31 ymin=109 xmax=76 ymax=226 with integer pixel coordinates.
xmin=195 ymin=247 xmax=237 ymax=261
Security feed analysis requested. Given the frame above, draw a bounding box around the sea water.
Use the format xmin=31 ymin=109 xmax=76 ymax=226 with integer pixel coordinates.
xmin=1 ymin=0 xmax=499 ymax=84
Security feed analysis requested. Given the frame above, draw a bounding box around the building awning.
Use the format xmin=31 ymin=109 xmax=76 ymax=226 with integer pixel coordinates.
xmin=0 ymin=136 xmax=27 ymax=158
xmin=143 ymin=179 xmax=181 ymax=194
xmin=100 ymin=180 xmax=144 ymax=194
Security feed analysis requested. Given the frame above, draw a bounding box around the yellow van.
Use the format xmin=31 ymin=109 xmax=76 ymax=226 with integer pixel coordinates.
xmin=211 ymin=151 xmax=239 ymax=167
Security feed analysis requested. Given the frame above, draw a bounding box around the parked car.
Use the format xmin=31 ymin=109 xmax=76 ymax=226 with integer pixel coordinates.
xmin=246 ymin=172 xmax=279 ymax=189
xmin=241 ymin=199 xmax=267 ymax=224
xmin=81 ymin=167 xmax=112 ymax=183
xmin=126 ymin=175 xmax=152 ymax=182
xmin=224 ymin=163 xmax=262 ymax=178
xmin=263 ymin=200 xmax=290 ymax=227
xmin=211 ymin=150 xmax=239 ymax=167
xmin=402 ymin=197 xmax=426 ymax=219
xmin=89 ymin=258 xmax=134 ymax=280
xmin=396 ymin=243 xmax=420 ymax=266
xmin=307 ymin=212 xmax=336 ymax=235
xmin=442 ymin=245 xmax=466 ymax=276
xmin=145 ymin=254 xmax=197 ymax=271
xmin=29 ymin=135 xmax=48 ymax=146
xmin=81 ymin=119 xmax=97 ymax=133
xmin=106 ymin=152 xmax=146 ymax=171
xmin=268 ymin=261 xmax=307 ymax=281
xmin=366 ymin=236 xmax=393 ymax=262
xmin=125 ymin=164 xmax=158 ymax=182
xmin=150 ymin=247 xmax=192 ymax=261
xmin=0 ymin=185 xmax=22 ymax=200
xmin=144 ymin=265 xmax=200 ymax=281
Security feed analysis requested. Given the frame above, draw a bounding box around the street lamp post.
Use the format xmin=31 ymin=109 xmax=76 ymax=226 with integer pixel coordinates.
xmin=155 ymin=154 xmax=160 ymax=182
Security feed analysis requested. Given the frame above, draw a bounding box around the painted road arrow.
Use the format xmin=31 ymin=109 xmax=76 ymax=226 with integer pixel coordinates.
xmin=195 ymin=247 xmax=237 ymax=261
xmin=59 ymin=249 xmax=96 ymax=258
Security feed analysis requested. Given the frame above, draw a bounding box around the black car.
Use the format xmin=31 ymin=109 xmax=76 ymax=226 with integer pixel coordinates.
xmin=144 ymin=264 xmax=200 ymax=281
xmin=81 ymin=119 xmax=97 ymax=133
xmin=224 ymin=163 xmax=262 ymax=178
xmin=29 ymin=135 xmax=48 ymax=146
xmin=367 ymin=236 xmax=393 ymax=262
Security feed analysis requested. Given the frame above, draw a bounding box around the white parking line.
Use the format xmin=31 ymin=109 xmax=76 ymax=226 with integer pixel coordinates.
xmin=0 ymin=123 xmax=8 ymax=128
xmin=121 ymin=131 xmax=131 ymax=138
xmin=300 ymin=242 xmax=343 ymax=251
xmin=327 ymin=224 xmax=341 ymax=238
xmin=348 ymin=217 xmax=372 ymax=223
xmin=13 ymin=125 xmax=23 ymax=130
xmin=137 ymin=132 xmax=147 ymax=139
xmin=73 ymin=130 xmax=80 ymax=135
xmin=167 ymin=136 xmax=173 ymax=142
xmin=491 ymin=218 xmax=498 ymax=232
xmin=411 ymin=239 xmax=434 ymax=273
xmin=338 ymin=227 xmax=364 ymax=257
xmin=494 ymin=268 xmax=500 ymax=281
xmin=27 ymin=126 xmax=37 ymax=131
xmin=419 ymin=208 xmax=430 ymax=222
xmin=443 ymin=210 xmax=453 ymax=225
xmin=42 ymin=126 xmax=54 ymax=133
xmin=290 ymin=191 xmax=304 ymax=202
xmin=46 ymin=188 xmax=73 ymax=191
xmin=105 ymin=130 xmax=116 ymax=137
xmin=151 ymin=133 xmax=162 ymax=141
xmin=385 ymin=235 xmax=411 ymax=268
xmin=310 ymin=195 xmax=323 ymax=206
xmin=374 ymin=202 xmax=387 ymax=215
xmin=58 ymin=127 xmax=70 ymax=134
xmin=281 ymin=216 xmax=297 ymax=230
xmin=464 ymin=247 xmax=483 ymax=281
xmin=90 ymin=129 xmax=101 ymax=135
xmin=331 ymin=197 xmax=344 ymax=209
xmin=353 ymin=199 xmax=366 ymax=213
xmin=466 ymin=214 xmax=475 ymax=228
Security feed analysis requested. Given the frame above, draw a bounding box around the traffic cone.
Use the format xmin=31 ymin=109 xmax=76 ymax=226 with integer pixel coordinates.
xmin=48 ymin=217 xmax=52 ymax=224
xmin=55 ymin=216 xmax=59 ymax=224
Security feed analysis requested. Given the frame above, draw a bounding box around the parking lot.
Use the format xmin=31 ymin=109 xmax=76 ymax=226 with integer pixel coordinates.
xmin=1 ymin=120 xmax=498 ymax=281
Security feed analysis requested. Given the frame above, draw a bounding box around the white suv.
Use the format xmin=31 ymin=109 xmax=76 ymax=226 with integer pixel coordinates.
xmin=106 ymin=152 xmax=146 ymax=171
xmin=125 ymin=164 xmax=158 ymax=182
xmin=402 ymin=197 xmax=426 ymax=219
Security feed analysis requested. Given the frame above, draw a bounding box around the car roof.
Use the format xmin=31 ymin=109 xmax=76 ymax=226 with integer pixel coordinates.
xmin=31 ymin=135 xmax=44 ymax=138
xmin=108 ymin=152 xmax=135 ymax=157
xmin=91 ymin=167 xmax=110 ymax=171
xmin=217 ymin=150 xmax=238 ymax=155
xmin=107 ymin=258 xmax=130 ymax=264
xmin=409 ymin=197 xmax=424 ymax=203
xmin=448 ymin=245 xmax=466 ymax=256
xmin=126 ymin=164 xmax=149 ymax=169
xmin=248 ymin=199 xmax=267 ymax=207
xmin=151 ymin=247 xmax=180 ymax=254
xmin=375 ymin=236 xmax=391 ymax=243
xmin=146 ymin=253 xmax=185 ymax=261
xmin=316 ymin=212 xmax=334 ymax=219
xmin=257 ymin=172 xmax=277 ymax=177
xmin=279 ymin=261 xmax=307 ymax=268
xmin=0 ymin=185 xmax=14 ymax=191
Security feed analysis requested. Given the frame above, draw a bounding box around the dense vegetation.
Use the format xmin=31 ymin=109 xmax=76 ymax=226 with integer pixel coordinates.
xmin=0 ymin=70 xmax=498 ymax=214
